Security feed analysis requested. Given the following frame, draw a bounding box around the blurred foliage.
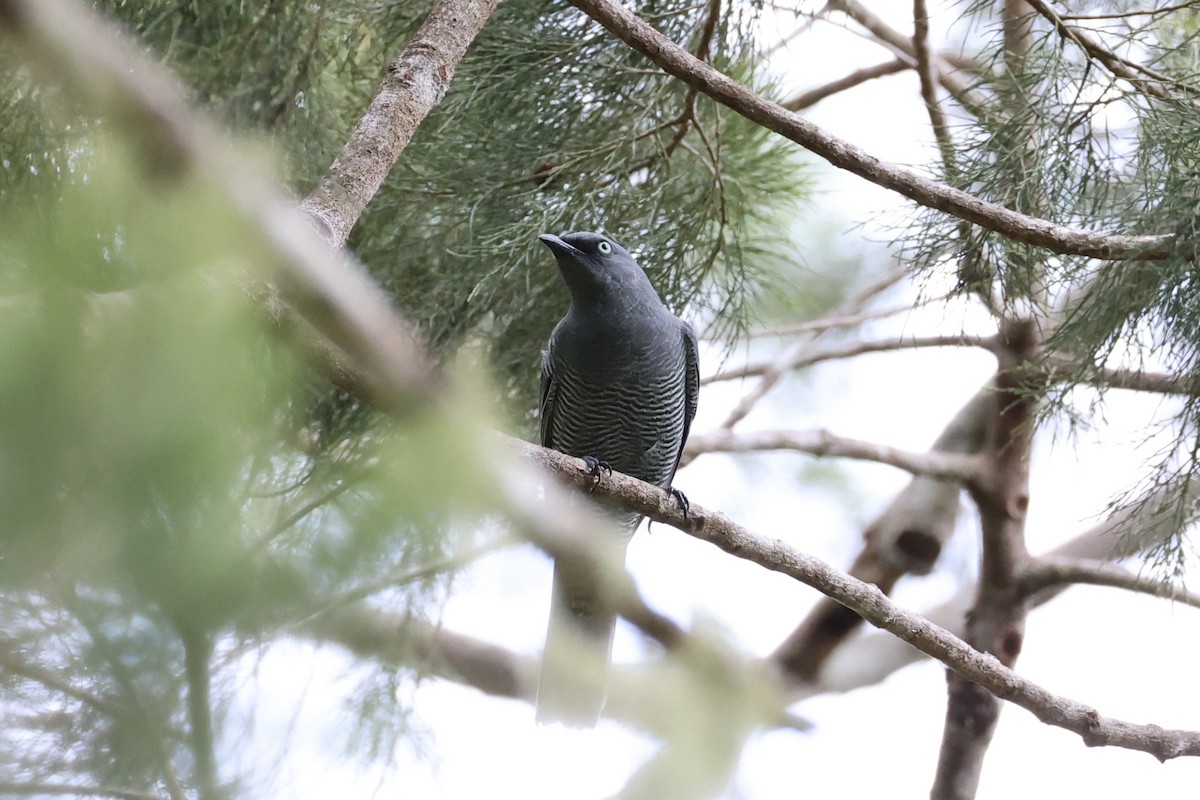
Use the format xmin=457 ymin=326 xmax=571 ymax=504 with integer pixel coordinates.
xmin=0 ymin=0 xmax=807 ymax=794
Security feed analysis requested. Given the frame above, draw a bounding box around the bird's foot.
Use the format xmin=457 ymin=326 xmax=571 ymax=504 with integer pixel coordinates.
xmin=581 ymin=456 xmax=613 ymax=492
xmin=669 ymin=487 xmax=690 ymax=520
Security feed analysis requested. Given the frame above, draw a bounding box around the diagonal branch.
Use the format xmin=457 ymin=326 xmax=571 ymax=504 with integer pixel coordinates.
xmin=567 ymin=0 xmax=1170 ymax=260
xmin=518 ymin=439 xmax=1200 ymax=762
xmin=783 ymin=58 xmax=909 ymax=111
xmin=0 ymin=0 xmax=440 ymax=416
xmin=1023 ymin=0 xmax=1174 ymax=100
xmin=299 ymin=0 xmax=503 ymax=246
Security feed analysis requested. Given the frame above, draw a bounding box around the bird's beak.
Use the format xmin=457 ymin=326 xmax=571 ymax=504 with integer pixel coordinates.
xmin=538 ymin=233 xmax=582 ymax=258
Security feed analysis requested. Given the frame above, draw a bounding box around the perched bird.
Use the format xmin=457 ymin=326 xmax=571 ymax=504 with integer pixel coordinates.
xmin=535 ymin=231 xmax=699 ymax=726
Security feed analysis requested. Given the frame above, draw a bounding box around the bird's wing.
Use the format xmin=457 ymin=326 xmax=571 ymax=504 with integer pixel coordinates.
xmin=538 ymin=346 xmax=558 ymax=448
xmin=668 ymin=321 xmax=701 ymax=484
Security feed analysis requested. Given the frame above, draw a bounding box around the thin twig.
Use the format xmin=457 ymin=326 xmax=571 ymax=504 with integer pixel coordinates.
xmin=741 ymin=292 xmax=954 ymax=338
xmin=1024 ymin=0 xmax=1175 ymax=100
xmin=1061 ymin=1 xmax=1199 ymax=20
xmin=783 ymin=58 xmax=909 ymax=111
xmin=703 ymin=267 xmax=907 ymax=441
xmin=1018 ymin=557 xmax=1200 ymax=609
xmin=705 ymin=333 xmax=997 ymax=385
xmin=683 ymin=427 xmax=984 ymax=481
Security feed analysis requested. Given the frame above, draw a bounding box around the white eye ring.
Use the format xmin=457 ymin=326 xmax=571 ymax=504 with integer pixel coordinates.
xmin=597 ymin=241 xmax=613 ymax=254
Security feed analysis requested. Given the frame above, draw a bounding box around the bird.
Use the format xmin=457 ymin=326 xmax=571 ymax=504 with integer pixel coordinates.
xmin=535 ymin=230 xmax=699 ymax=727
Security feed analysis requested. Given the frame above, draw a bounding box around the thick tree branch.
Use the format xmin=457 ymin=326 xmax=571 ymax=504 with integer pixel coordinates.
xmin=299 ymin=0 xmax=502 ymax=246
xmin=933 ymin=4 xmax=1043 ymax=790
xmin=683 ymin=428 xmax=983 ymax=481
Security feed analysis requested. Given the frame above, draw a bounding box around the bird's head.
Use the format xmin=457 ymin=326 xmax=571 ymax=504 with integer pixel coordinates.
xmin=538 ymin=231 xmax=658 ymax=310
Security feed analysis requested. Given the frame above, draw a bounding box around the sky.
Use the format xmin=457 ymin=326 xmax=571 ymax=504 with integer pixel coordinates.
xmin=231 ymin=2 xmax=1200 ymax=798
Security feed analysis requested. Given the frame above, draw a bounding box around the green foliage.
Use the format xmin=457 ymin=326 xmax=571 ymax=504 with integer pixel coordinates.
xmin=0 ymin=0 xmax=808 ymax=793
xmin=0 ymin=130 xmax=498 ymax=791
xmin=350 ymin=0 xmax=805 ymax=427
xmin=903 ymin=4 xmax=1200 ymax=551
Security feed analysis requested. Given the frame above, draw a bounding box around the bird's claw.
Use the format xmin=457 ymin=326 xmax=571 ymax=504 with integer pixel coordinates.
xmin=581 ymin=456 xmax=613 ymax=492
xmin=669 ymin=487 xmax=690 ymax=520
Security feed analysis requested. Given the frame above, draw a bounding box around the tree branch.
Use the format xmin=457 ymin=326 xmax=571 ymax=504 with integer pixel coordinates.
xmin=703 ymin=333 xmax=997 ymax=385
xmin=299 ymin=0 xmax=502 ymax=246
xmin=740 ymin=293 xmax=953 ymax=339
xmin=0 ymin=0 xmax=441 ymax=419
xmin=698 ymin=267 xmax=907 ymax=444
xmin=827 ymin=0 xmax=989 ymax=113
xmin=783 ymin=58 xmax=909 ymax=111
xmin=913 ymin=0 xmax=956 ymax=172
xmin=0 ymin=784 xmax=164 ymax=800
xmin=683 ymin=427 xmax=983 ymax=481
xmin=1017 ymin=557 xmax=1200 ymax=609
xmin=566 ymin=0 xmax=1169 ymax=260
xmin=1023 ymin=0 xmax=1174 ymax=100
xmin=518 ymin=439 xmax=1200 ymax=761
xmin=772 ymin=385 xmax=994 ymax=678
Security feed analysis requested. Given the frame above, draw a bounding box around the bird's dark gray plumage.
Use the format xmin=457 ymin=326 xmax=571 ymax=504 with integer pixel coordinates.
xmin=535 ymin=231 xmax=699 ymax=726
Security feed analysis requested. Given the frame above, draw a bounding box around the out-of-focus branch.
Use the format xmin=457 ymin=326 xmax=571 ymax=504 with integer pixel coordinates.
xmin=1045 ymin=355 xmax=1191 ymax=396
xmin=913 ymin=0 xmax=956 ymax=171
xmin=772 ymin=386 xmax=994 ymax=679
xmin=827 ymin=0 xmax=989 ymax=114
xmin=1018 ymin=557 xmax=1200 ymax=609
xmin=299 ymin=0 xmax=502 ymax=246
xmin=697 ymin=267 xmax=907 ymax=445
xmin=308 ymin=605 xmax=537 ymax=701
xmin=567 ymin=0 xmax=1171 ymax=261
xmin=0 ymin=784 xmax=164 ymax=800
xmin=783 ymin=58 xmax=909 ymax=110
xmin=0 ymin=0 xmax=441 ymax=418
xmin=704 ymin=333 xmax=997 ymax=385
xmin=683 ymin=427 xmax=984 ymax=481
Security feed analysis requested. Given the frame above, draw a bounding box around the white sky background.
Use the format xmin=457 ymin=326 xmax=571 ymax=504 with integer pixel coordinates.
xmin=237 ymin=2 xmax=1200 ymax=798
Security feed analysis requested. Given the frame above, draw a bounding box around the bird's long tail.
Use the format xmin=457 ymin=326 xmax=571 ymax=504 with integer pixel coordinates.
xmin=536 ymin=559 xmax=618 ymax=727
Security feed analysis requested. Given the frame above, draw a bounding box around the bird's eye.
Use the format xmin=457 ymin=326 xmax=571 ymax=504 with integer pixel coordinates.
xmin=597 ymin=241 xmax=613 ymax=255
